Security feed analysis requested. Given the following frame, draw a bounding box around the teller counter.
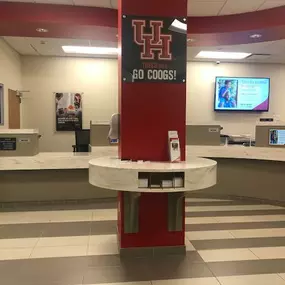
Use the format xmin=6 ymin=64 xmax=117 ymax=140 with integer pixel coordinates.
xmin=0 ymin=147 xmax=117 ymax=203
xmin=187 ymin=146 xmax=285 ymax=203
xmin=1 ymin=145 xmax=285 ymax=204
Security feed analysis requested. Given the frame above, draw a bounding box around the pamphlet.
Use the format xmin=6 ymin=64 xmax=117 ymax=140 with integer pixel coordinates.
xmin=168 ymin=130 xmax=181 ymax=162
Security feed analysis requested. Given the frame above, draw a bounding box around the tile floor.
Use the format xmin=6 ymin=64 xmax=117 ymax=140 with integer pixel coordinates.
xmin=1 ymin=197 xmax=285 ymax=284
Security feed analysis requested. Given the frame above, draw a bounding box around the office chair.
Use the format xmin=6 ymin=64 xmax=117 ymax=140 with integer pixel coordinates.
xmin=72 ymin=129 xmax=90 ymax=152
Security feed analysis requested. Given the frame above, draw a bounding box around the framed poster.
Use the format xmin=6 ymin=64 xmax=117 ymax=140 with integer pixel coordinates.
xmin=55 ymin=92 xmax=82 ymax=131
xmin=122 ymin=16 xmax=187 ymax=83
xmin=0 ymin=84 xmax=3 ymax=125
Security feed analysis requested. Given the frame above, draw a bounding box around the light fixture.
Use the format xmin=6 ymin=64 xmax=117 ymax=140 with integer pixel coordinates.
xmin=196 ymin=51 xmax=252 ymax=60
xmin=36 ymin=28 xmax=48 ymax=33
xmin=250 ymin=33 xmax=262 ymax=39
xmin=187 ymin=38 xmax=196 ymax=42
xmin=62 ymin=46 xmax=118 ymax=55
xmin=170 ymin=19 xmax=187 ymax=31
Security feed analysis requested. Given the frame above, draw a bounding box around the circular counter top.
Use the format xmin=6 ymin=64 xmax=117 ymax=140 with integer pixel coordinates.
xmin=89 ymin=156 xmax=217 ymax=193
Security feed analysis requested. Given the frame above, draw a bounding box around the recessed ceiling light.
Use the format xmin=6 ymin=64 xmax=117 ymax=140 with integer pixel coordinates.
xmin=36 ymin=28 xmax=48 ymax=33
xmin=250 ymin=34 xmax=262 ymax=39
xmin=62 ymin=46 xmax=118 ymax=55
xmin=196 ymin=51 xmax=252 ymax=60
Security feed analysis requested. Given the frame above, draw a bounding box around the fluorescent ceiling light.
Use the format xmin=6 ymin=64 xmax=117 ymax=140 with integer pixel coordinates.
xmin=170 ymin=19 xmax=187 ymax=31
xmin=196 ymin=51 xmax=252 ymax=60
xmin=62 ymin=46 xmax=118 ymax=55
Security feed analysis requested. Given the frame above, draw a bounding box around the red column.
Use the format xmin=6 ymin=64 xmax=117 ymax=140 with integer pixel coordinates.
xmin=118 ymin=0 xmax=187 ymax=249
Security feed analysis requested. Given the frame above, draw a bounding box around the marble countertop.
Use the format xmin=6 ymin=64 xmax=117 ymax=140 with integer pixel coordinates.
xmin=187 ymin=145 xmax=285 ymax=162
xmin=89 ymin=156 xmax=217 ymax=192
xmin=1 ymin=145 xmax=285 ymax=171
xmin=89 ymin=156 xmax=217 ymax=171
xmin=0 ymin=152 xmax=93 ymax=171
xmin=0 ymin=129 xmax=39 ymax=134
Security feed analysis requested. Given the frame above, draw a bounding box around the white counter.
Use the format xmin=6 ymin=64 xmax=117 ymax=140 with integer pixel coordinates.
xmin=89 ymin=156 xmax=217 ymax=192
xmin=0 ymin=129 xmax=39 ymax=134
xmin=188 ymin=145 xmax=285 ymax=162
xmin=1 ymin=145 xmax=285 ymax=171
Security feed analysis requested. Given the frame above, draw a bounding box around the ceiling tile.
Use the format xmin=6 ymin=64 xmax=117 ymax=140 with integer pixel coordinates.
xmin=188 ymin=1 xmax=225 ymax=16
xmin=110 ymin=0 xmax=117 ymax=8
xmin=5 ymin=36 xmax=285 ymax=63
xmin=3 ymin=37 xmax=38 ymax=55
xmin=35 ymin=0 xmax=74 ymax=4
xmin=258 ymin=0 xmax=285 ymax=10
xmin=90 ymin=40 xmax=117 ymax=47
xmin=219 ymin=0 xmax=265 ymax=15
xmin=73 ymin=0 xmax=111 ymax=8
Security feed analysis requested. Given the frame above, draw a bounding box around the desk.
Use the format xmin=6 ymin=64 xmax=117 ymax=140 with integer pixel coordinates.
xmin=1 ymin=145 xmax=285 ymax=203
xmin=0 ymin=129 xmax=40 ymax=157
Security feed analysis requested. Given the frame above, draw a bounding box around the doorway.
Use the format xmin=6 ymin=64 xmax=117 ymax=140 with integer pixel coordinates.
xmin=8 ymin=89 xmax=20 ymax=129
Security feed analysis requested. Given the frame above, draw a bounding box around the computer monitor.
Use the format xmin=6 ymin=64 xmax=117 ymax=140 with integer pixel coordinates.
xmin=269 ymin=129 xmax=285 ymax=145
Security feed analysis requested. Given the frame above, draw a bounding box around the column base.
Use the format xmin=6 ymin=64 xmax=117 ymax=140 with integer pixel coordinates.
xmin=119 ymin=245 xmax=186 ymax=258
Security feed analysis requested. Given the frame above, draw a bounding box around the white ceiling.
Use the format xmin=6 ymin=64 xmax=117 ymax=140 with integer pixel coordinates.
xmin=0 ymin=0 xmax=284 ymax=16
xmin=4 ymin=36 xmax=285 ymax=63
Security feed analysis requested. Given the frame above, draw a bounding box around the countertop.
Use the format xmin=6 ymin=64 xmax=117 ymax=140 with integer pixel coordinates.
xmin=89 ymin=156 xmax=217 ymax=192
xmin=89 ymin=156 xmax=217 ymax=172
xmin=0 ymin=147 xmax=116 ymax=171
xmin=187 ymin=145 xmax=285 ymax=162
xmin=1 ymin=145 xmax=285 ymax=171
xmin=0 ymin=129 xmax=39 ymax=134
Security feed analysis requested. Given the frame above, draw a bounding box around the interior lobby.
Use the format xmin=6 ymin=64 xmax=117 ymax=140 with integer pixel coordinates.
xmin=2 ymin=0 xmax=285 ymax=284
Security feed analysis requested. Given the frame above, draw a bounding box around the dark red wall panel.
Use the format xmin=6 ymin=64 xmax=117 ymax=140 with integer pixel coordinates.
xmin=119 ymin=0 xmax=187 ymax=162
xmin=120 ymin=83 xmax=186 ymax=161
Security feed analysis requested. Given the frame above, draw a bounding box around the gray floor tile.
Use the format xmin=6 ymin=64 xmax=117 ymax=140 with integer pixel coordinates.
xmin=44 ymin=221 xmax=91 ymax=237
xmin=186 ymin=201 xmax=261 ymax=207
xmin=0 ymin=220 xmax=117 ymax=239
xmin=0 ymin=223 xmax=45 ymax=239
xmin=90 ymin=220 xmax=117 ymax=235
xmin=0 ymin=200 xmax=116 ymax=212
xmin=186 ymin=221 xmax=285 ymax=231
xmin=208 ymin=259 xmax=285 ymax=277
xmin=186 ymin=251 xmax=205 ymax=263
xmin=83 ymin=259 xmax=151 ymax=284
xmin=87 ymin=254 xmax=122 ymax=267
xmin=186 ymin=209 xmax=285 ymax=217
xmin=0 ymin=255 xmax=121 ymax=271
xmin=0 ymin=264 xmax=85 ymax=284
xmin=191 ymin=237 xmax=285 ymax=250
xmin=148 ymin=257 xmax=214 ymax=280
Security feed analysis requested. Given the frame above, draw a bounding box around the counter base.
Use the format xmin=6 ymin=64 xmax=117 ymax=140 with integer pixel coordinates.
xmin=0 ymin=169 xmax=116 ymax=203
xmin=120 ymin=245 xmax=186 ymax=257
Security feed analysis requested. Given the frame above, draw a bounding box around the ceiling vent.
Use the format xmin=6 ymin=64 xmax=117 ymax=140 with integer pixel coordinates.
xmin=246 ymin=54 xmax=271 ymax=60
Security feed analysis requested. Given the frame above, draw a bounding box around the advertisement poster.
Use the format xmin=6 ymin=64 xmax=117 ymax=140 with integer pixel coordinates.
xmin=55 ymin=92 xmax=82 ymax=131
xmin=122 ymin=16 xmax=187 ymax=83
xmin=215 ymin=77 xmax=270 ymax=111
xmin=0 ymin=84 xmax=3 ymax=125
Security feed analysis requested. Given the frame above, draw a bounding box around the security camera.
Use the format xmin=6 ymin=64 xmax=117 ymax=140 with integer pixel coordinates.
xmin=216 ymin=61 xmax=221 ymax=65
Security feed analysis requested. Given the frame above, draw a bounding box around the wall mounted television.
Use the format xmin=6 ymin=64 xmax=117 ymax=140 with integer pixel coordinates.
xmin=214 ymin=77 xmax=270 ymax=112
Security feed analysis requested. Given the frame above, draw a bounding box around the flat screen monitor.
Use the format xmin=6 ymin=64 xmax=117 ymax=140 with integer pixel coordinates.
xmin=214 ymin=77 xmax=270 ymax=112
xmin=269 ymin=129 xmax=285 ymax=146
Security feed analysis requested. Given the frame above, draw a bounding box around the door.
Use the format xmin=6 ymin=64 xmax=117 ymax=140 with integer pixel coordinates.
xmin=8 ymin=89 xmax=20 ymax=129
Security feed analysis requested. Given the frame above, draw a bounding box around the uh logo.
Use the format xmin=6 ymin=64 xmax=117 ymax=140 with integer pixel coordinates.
xmin=132 ymin=19 xmax=172 ymax=61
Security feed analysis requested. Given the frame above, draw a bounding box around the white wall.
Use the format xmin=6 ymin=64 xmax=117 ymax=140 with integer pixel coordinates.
xmin=21 ymin=56 xmax=118 ymax=151
xmin=187 ymin=61 xmax=283 ymax=137
xmin=21 ymin=56 xmax=284 ymax=151
xmin=0 ymin=39 xmax=22 ymax=129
